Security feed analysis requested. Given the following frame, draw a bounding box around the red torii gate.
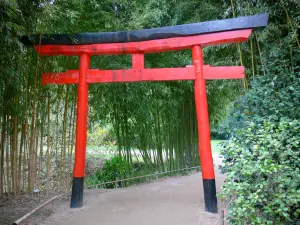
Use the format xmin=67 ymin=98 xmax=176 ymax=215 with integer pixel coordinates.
xmin=22 ymin=13 xmax=268 ymax=213
xmin=40 ymin=30 xmax=247 ymax=212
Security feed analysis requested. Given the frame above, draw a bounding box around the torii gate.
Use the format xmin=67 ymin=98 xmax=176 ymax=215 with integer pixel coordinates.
xmin=22 ymin=13 xmax=268 ymax=213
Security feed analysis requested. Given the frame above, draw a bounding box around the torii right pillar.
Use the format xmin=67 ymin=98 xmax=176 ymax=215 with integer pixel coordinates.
xmin=192 ymin=45 xmax=217 ymax=213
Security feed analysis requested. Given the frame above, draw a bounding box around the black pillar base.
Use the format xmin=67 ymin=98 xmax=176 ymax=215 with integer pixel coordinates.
xmin=203 ymin=179 xmax=218 ymax=213
xmin=70 ymin=177 xmax=84 ymax=208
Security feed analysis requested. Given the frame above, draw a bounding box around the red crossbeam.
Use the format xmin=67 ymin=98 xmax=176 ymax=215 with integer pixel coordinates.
xmin=41 ymin=66 xmax=244 ymax=85
xmin=35 ymin=30 xmax=251 ymax=56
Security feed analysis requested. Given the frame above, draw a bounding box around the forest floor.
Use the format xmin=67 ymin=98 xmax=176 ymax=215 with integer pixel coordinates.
xmin=24 ymin=153 xmax=226 ymax=225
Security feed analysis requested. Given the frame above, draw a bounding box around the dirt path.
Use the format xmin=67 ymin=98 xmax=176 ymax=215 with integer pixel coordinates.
xmin=26 ymin=154 xmax=226 ymax=225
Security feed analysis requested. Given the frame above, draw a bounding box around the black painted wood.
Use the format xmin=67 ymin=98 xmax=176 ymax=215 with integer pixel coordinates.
xmin=70 ymin=177 xmax=84 ymax=208
xmin=21 ymin=13 xmax=268 ymax=46
xmin=203 ymin=179 xmax=218 ymax=213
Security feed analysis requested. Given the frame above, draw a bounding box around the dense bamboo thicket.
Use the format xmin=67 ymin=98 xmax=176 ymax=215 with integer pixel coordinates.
xmin=0 ymin=0 xmax=299 ymax=195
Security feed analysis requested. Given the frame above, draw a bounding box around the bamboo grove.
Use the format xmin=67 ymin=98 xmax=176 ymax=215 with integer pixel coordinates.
xmin=0 ymin=0 xmax=299 ymax=195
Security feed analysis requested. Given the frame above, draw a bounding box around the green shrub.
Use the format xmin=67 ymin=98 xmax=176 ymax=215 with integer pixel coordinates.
xmin=219 ymin=119 xmax=300 ymax=224
xmin=85 ymin=155 xmax=129 ymax=189
xmin=85 ymin=156 xmax=155 ymax=189
xmin=94 ymin=155 xmax=128 ymax=188
xmin=226 ymin=64 xmax=300 ymax=134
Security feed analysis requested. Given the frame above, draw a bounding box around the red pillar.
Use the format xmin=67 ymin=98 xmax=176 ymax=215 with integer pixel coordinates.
xmin=70 ymin=53 xmax=90 ymax=208
xmin=192 ymin=45 xmax=217 ymax=213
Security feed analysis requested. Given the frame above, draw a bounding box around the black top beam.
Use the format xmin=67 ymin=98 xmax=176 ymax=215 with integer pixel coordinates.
xmin=21 ymin=13 xmax=268 ymax=46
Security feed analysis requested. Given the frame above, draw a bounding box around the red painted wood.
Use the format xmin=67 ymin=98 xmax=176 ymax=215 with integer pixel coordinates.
xmin=73 ymin=53 xmax=90 ymax=178
xmin=88 ymin=68 xmax=193 ymax=83
xmin=132 ymin=54 xmax=144 ymax=69
xmin=35 ymin=30 xmax=252 ymax=56
xmin=41 ymin=66 xmax=244 ymax=85
xmin=192 ymin=45 xmax=215 ymax=180
xmin=204 ymin=66 xmax=244 ymax=79
xmin=42 ymin=70 xmax=79 ymax=85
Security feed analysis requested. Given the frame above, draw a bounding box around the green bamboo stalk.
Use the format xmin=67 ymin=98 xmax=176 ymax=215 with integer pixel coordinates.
xmin=0 ymin=79 xmax=9 ymax=195
xmin=61 ymin=86 xmax=70 ymax=189
xmin=255 ymin=33 xmax=266 ymax=76
xmin=283 ymin=7 xmax=300 ymax=49
xmin=230 ymin=0 xmax=247 ymax=89
xmin=250 ymin=37 xmax=255 ymax=78
xmin=46 ymin=94 xmax=51 ymax=196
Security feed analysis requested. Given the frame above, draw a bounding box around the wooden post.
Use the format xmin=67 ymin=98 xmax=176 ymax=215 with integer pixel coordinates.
xmin=220 ymin=210 xmax=225 ymax=225
xmin=192 ymin=45 xmax=217 ymax=213
xmin=70 ymin=53 xmax=90 ymax=208
xmin=115 ymin=177 xmax=118 ymax=188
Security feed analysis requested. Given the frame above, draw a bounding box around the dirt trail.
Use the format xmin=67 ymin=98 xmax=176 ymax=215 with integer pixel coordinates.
xmin=28 ymin=154 xmax=226 ymax=225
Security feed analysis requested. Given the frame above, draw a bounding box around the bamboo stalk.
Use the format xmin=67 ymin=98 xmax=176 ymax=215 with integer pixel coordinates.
xmin=68 ymin=92 xmax=76 ymax=188
xmin=38 ymin=103 xmax=45 ymax=191
xmin=21 ymin=62 xmax=30 ymax=193
xmin=67 ymin=89 xmax=75 ymax=188
xmin=12 ymin=95 xmax=18 ymax=195
xmin=0 ymin=79 xmax=8 ymax=195
xmin=28 ymin=35 xmax=42 ymax=192
xmin=54 ymin=88 xmax=62 ymax=167
xmin=283 ymin=7 xmax=300 ymax=49
xmin=46 ymin=94 xmax=51 ymax=196
xmin=18 ymin=123 xmax=25 ymax=194
xmin=6 ymin=121 xmax=10 ymax=193
xmin=255 ymin=33 xmax=266 ymax=76
xmin=250 ymin=37 xmax=255 ymax=78
xmin=61 ymin=86 xmax=70 ymax=189
xmin=34 ymin=94 xmax=40 ymax=190
xmin=230 ymin=0 xmax=247 ymax=89
xmin=22 ymin=138 xmax=28 ymax=192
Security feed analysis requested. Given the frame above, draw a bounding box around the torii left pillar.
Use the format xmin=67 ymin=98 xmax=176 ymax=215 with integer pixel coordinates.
xmin=70 ymin=53 xmax=90 ymax=208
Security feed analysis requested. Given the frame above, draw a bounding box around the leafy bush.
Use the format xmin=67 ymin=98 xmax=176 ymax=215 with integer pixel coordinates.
xmin=219 ymin=61 xmax=300 ymax=224
xmin=93 ymin=155 xmax=128 ymax=188
xmin=226 ymin=62 xmax=300 ymax=133
xmin=85 ymin=156 xmax=156 ymax=189
xmin=219 ymin=119 xmax=300 ymax=224
xmin=85 ymin=155 xmax=128 ymax=189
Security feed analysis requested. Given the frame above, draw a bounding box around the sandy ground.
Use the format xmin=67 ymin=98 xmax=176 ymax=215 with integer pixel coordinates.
xmin=23 ymin=153 xmax=226 ymax=225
